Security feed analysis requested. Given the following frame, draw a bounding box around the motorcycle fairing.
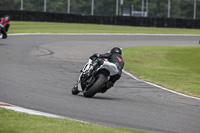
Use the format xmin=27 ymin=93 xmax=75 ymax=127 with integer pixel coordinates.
xmin=98 ymin=61 xmax=119 ymax=76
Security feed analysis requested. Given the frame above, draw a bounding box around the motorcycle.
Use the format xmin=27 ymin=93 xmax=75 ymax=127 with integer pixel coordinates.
xmin=0 ymin=24 xmax=8 ymax=39
xmin=0 ymin=28 xmax=2 ymax=39
xmin=72 ymin=57 xmax=119 ymax=98
xmin=0 ymin=24 xmax=4 ymax=39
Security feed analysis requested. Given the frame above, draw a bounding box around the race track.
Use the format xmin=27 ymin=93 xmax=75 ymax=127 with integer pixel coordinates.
xmin=0 ymin=34 xmax=200 ymax=133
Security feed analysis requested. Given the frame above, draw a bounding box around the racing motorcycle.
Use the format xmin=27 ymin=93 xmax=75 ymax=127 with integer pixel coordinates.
xmin=0 ymin=24 xmax=3 ymax=39
xmin=0 ymin=29 xmax=2 ymax=39
xmin=72 ymin=57 xmax=119 ymax=98
xmin=0 ymin=25 xmax=4 ymax=39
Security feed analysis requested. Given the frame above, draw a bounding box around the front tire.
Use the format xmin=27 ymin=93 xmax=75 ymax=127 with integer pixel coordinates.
xmin=83 ymin=74 xmax=106 ymax=98
xmin=72 ymin=85 xmax=79 ymax=95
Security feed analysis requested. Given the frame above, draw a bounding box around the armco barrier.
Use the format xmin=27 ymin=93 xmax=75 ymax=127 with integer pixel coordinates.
xmin=0 ymin=10 xmax=200 ymax=28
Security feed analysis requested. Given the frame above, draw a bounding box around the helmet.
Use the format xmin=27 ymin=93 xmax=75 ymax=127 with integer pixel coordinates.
xmin=110 ymin=47 xmax=122 ymax=55
xmin=4 ymin=15 xmax=10 ymax=21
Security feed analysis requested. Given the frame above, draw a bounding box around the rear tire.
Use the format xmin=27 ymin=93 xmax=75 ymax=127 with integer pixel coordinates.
xmin=83 ymin=74 xmax=106 ymax=98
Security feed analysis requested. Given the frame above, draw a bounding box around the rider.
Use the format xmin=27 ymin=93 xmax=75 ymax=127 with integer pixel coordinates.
xmin=0 ymin=15 xmax=10 ymax=39
xmin=90 ymin=47 xmax=124 ymax=92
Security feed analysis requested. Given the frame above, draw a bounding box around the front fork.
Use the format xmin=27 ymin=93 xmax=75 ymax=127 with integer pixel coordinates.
xmin=76 ymin=72 xmax=93 ymax=92
xmin=77 ymin=82 xmax=83 ymax=92
xmin=76 ymin=72 xmax=84 ymax=92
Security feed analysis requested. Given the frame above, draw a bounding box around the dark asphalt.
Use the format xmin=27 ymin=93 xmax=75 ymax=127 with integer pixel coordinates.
xmin=0 ymin=34 xmax=200 ymax=133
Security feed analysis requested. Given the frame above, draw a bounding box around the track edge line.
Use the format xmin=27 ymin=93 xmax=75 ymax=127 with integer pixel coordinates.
xmin=122 ymin=69 xmax=200 ymax=101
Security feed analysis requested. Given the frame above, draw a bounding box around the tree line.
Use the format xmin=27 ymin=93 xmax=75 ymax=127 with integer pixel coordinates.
xmin=0 ymin=0 xmax=199 ymax=19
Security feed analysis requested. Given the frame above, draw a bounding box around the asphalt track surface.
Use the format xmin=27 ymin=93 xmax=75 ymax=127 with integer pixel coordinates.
xmin=0 ymin=34 xmax=200 ymax=133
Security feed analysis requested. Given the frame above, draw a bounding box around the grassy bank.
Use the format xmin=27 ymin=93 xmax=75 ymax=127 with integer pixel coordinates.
xmin=9 ymin=21 xmax=200 ymax=34
xmin=0 ymin=108 xmax=150 ymax=133
xmin=123 ymin=46 xmax=200 ymax=98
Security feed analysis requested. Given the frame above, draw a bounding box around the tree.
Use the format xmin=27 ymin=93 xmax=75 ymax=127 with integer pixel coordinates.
xmin=125 ymin=0 xmax=141 ymax=11
xmin=94 ymin=0 xmax=116 ymax=16
xmin=0 ymin=0 xmax=20 ymax=10
xmin=180 ymin=0 xmax=194 ymax=19
xmin=23 ymin=0 xmax=43 ymax=12
xmin=0 ymin=0 xmax=200 ymax=19
xmin=47 ymin=0 xmax=68 ymax=13
xmin=70 ymin=0 xmax=91 ymax=15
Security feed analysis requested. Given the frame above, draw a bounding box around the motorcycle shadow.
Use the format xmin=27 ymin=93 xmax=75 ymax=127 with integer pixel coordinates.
xmin=77 ymin=94 xmax=122 ymax=101
xmin=0 ymin=42 xmax=10 ymax=46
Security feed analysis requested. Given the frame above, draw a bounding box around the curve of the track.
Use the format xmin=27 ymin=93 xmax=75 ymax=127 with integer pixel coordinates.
xmin=0 ymin=34 xmax=200 ymax=133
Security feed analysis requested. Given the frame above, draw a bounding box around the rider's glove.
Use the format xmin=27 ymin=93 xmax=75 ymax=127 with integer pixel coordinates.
xmin=90 ymin=53 xmax=100 ymax=60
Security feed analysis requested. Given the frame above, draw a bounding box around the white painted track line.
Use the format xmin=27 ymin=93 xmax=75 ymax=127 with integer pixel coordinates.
xmin=8 ymin=33 xmax=200 ymax=36
xmin=0 ymin=101 xmax=89 ymax=123
xmin=122 ymin=70 xmax=200 ymax=101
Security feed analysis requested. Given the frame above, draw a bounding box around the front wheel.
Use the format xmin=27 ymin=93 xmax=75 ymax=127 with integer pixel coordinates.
xmin=72 ymin=85 xmax=79 ymax=95
xmin=83 ymin=73 xmax=106 ymax=98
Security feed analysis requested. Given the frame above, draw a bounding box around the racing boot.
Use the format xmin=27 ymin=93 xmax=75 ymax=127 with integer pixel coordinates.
xmin=101 ymin=81 xmax=114 ymax=93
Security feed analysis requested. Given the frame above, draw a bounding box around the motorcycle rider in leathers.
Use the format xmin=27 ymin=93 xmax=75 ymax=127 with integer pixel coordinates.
xmin=0 ymin=15 xmax=10 ymax=39
xmin=90 ymin=47 xmax=124 ymax=92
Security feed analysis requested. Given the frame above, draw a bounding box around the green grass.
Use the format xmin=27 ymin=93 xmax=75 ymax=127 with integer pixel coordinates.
xmin=123 ymin=46 xmax=200 ymax=98
xmin=0 ymin=108 xmax=150 ymax=133
xmin=9 ymin=21 xmax=200 ymax=34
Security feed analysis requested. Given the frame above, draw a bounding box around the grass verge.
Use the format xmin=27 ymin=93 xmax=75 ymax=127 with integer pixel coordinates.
xmin=0 ymin=107 xmax=150 ymax=133
xmin=123 ymin=46 xmax=200 ymax=98
xmin=9 ymin=21 xmax=200 ymax=34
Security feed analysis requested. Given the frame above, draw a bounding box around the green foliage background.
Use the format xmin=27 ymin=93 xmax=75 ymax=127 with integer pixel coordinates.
xmin=0 ymin=0 xmax=200 ymax=19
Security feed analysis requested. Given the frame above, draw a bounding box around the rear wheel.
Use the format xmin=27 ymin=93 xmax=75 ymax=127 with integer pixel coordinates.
xmin=83 ymin=73 xmax=106 ymax=98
